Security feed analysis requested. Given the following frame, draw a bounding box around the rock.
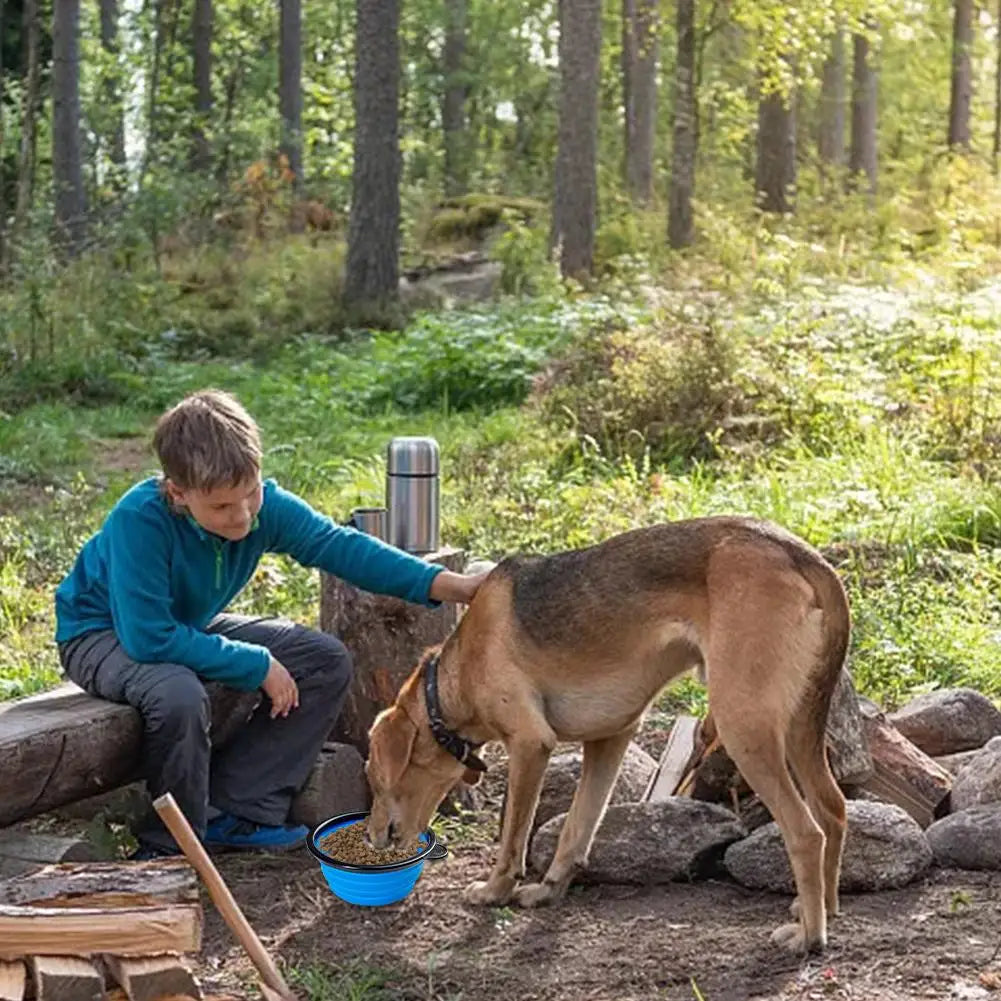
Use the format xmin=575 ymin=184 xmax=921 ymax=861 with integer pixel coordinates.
xmin=529 ymin=799 xmax=745 ymax=884
xmin=825 ymin=669 xmax=874 ymax=785
xmin=724 ymin=800 xmax=932 ymax=893
xmin=530 ymin=743 xmax=657 ymax=831
xmin=290 ymin=742 xmax=370 ymax=828
xmin=926 ymin=805 xmax=1001 ymax=870
xmin=951 ymin=737 xmax=1001 ymax=811
xmin=888 ymin=688 xmax=1001 ymax=757
xmin=935 ymin=749 xmax=983 ymax=776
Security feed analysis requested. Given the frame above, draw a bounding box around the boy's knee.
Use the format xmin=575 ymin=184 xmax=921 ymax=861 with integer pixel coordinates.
xmin=142 ymin=671 xmax=210 ymax=730
xmin=299 ymin=629 xmax=353 ymax=688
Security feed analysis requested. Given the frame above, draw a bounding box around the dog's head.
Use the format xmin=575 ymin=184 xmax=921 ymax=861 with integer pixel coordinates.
xmin=365 ymin=654 xmax=482 ymax=849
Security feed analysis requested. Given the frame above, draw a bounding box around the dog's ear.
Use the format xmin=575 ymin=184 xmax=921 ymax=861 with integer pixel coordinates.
xmin=367 ymin=707 xmax=417 ymax=790
xmin=462 ymin=767 xmax=483 ymax=787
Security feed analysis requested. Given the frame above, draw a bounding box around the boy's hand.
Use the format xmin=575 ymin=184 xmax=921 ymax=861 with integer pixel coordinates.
xmin=262 ymin=658 xmax=299 ymax=718
xmin=429 ymin=568 xmax=491 ymax=605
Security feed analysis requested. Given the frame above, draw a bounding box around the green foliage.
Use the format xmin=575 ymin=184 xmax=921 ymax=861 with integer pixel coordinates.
xmin=537 ymin=318 xmax=743 ymax=466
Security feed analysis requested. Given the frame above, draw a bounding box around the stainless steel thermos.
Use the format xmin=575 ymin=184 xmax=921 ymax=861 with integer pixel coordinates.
xmin=386 ymin=436 xmax=440 ymax=554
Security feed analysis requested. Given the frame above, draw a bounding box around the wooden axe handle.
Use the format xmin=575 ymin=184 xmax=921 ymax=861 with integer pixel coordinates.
xmin=153 ymin=793 xmax=295 ymax=1001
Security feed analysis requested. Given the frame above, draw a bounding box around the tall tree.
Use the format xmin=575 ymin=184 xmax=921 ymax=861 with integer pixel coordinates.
xmin=818 ymin=29 xmax=846 ymax=175
xmin=995 ymin=0 xmax=1001 ymax=170
xmin=622 ymin=0 xmax=659 ymax=204
xmin=552 ymin=0 xmax=602 ymax=279
xmin=755 ymin=77 xmax=796 ymax=214
xmin=98 ymin=0 xmax=126 ymax=175
xmin=344 ymin=0 xmax=400 ymax=311
xmin=279 ymin=0 xmax=302 ymax=194
xmin=667 ymin=0 xmax=696 ymax=248
xmin=191 ymin=0 xmax=213 ymax=171
xmin=848 ymin=23 xmax=877 ymax=194
xmin=441 ymin=0 xmax=468 ymax=196
xmin=8 ymin=0 xmax=40 ymax=266
xmin=948 ymin=0 xmax=973 ymax=150
xmin=52 ymin=0 xmax=86 ymax=254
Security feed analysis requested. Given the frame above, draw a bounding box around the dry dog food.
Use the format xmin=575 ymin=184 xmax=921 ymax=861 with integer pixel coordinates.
xmin=318 ymin=820 xmax=422 ymax=865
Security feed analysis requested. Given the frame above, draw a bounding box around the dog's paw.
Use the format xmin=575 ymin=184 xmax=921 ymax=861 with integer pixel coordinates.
xmin=512 ymin=881 xmax=557 ymax=908
xmin=789 ymin=897 xmax=801 ymax=919
xmin=770 ymin=921 xmax=825 ymax=954
xmin=464 ymin=880 xmax=510 ymax=906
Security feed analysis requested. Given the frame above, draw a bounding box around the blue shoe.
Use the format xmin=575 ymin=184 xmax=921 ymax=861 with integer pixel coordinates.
xmin=204 ymin=812 xmax=308 ymax=852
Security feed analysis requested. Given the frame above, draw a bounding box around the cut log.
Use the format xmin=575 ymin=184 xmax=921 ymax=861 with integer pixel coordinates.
xmin=824 ymin=669 xmax=874 ymax=785
xmin=29 ymin=956 xmax=105 ymax=1001
xmin=0 ymin=859 xmax=198 ymax=907
xmin=856 ymin=704 xmax=952 ymax=828
xmin=0 ymin=830 xmax=101 ymax=865
xmin=0 ymin=903 xmax=202 ymax=959
xmin=644 ymin=716 xmax=702 ymax=803
xmin=0 ymin=960 xmax=26 ymax=1001
xmin=104 ymin=955 xmax=201 ymax=1001
xmin=320 ymin=548 xmax=465 ymax=754
xmin=0 ymin=684 xmax=260 ymax=827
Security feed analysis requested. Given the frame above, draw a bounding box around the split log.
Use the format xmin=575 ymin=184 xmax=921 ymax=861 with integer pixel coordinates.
xmin=0 ymin=903 xmax=202 ymax=960
xmin=0 ymin=961 xmax=25 ymax=1001
xmin=0 ymin=830 xmax=101 ymax=865
xmin=29 ymin=956 xmax=105 ymax=1001
xmin=856 ymin=703 xmax=952 ymax=828
xmin=320 ymin=548 xmax=465 ymax=754
xmin=0 ymin=684 xmax=260 ymax=827
xmin=0 ymin=859 xmax=198 ymax=907
xmin=643 ymin=716 xmax=701 ymax=803
xmin=104 ymin=955 xmax=201 ymax=1001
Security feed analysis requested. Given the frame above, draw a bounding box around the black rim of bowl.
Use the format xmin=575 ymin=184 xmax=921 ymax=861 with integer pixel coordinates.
xmin=307 ymin=810 xmax=438 ymax=873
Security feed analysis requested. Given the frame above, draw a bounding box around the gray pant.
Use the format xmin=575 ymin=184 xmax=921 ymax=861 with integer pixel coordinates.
xmin=59 ymin=615 xmax=353 ymax=850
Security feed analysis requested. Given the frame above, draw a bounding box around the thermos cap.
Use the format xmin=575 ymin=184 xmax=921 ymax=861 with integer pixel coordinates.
xmin=387 ymin=436 xmax=440 ymax=476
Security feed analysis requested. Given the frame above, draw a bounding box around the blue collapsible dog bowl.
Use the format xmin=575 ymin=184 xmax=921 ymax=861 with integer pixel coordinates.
xmin=307 ymin=811 xmax=448 ymax=906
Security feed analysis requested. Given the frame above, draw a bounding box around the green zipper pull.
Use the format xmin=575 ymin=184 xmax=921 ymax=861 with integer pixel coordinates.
xmin=214 ymin=540 xmax=223 ymax=589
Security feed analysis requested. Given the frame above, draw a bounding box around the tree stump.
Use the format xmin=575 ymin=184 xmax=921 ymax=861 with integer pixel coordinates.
xmin=319 ymin=547 xmax=465 ymax=755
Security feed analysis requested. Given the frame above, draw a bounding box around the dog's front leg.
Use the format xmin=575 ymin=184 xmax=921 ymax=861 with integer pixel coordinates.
xmin=514 ymin=727 xmax=636 ymax=908
xmin=465 ymin=732 xmax=554 ymax=906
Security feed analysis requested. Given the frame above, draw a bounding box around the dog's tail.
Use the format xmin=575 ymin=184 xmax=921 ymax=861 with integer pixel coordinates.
xmin=790 ymin=547 xmax=852 ymax=728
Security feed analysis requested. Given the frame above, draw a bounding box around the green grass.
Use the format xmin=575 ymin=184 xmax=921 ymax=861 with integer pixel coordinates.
xmin=4 ymin=218 xmax=1001 ymax=716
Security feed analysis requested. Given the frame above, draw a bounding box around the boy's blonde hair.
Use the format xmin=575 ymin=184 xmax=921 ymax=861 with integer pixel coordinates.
xmin=153 ymin=389 xmax=262 ymax=491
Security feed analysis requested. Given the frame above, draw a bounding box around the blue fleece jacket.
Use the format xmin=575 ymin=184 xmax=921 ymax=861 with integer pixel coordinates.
xmin=55 ymin=477 xmax=444 ymax=691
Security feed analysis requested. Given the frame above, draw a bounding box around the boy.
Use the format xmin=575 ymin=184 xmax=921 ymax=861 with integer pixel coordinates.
xmin=55 ymin=389 xmax=485 ymax=859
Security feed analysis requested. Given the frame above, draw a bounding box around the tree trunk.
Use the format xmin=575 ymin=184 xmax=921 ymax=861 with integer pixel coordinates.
xmin=52 ymin=0 xmax=86 ymax=255
xmin=0 ymin=0 xmax=6 ymax=272
xmin=344 ymin=0 xmax=401 ymax=311
xmin=667 ymin=0 xmax=696 ymax=248
xmin=279 ymin=0 xmax=302 ymax=196
xmin=552 ymin=0 xmax=603 ymax=280
xmin=995 ymin=0 xmax=1001 ymax=170
xmin=948 ymin=0 xmax=973 ymax=150
xmin=622 ymin=0 xmax=659 ymax=205
xmin=755 ymin=78 xmax=796 ymax=214
xmin=8 ymin=0 xmax=40 ymax=270
xmin=190 ymin=0 xmax=212 ymax=171
xmin=442 ymin=0 xmax=468 ymax=196
xmin=848 ymin=25 xmax=878 ymax=194
xmin=818 ymin=29 xmax=846 ymax=174
xmin=99 ymin=0 xmax=126 ymax=178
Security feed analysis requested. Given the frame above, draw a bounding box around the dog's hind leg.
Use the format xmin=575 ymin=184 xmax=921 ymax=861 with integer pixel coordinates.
xmin=713 ymin=706 xmax=827 ymax=953
xmin=786 ymin=703 xmax=846 ymax=919
xmin=513 ymin=725 xmax=636 ymax=908
xmin=466 ymin=725 xmax=557 ymax=907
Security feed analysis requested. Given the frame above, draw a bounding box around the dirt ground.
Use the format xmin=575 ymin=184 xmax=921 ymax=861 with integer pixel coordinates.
xmin=199 ymin=834 xmax=1001 ymax=1001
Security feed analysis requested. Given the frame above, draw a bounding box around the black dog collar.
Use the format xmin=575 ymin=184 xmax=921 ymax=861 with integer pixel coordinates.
xmin=423 ymin=653 xmax=488 ymax=772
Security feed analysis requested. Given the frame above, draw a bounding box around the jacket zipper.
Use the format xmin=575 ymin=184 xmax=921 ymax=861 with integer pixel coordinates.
xmin=214 ymin=539 xmax=224 ymax=589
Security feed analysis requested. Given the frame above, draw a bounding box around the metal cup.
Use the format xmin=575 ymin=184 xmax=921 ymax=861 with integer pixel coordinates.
xmin=347 ymin=506 xmax=388 ymax=541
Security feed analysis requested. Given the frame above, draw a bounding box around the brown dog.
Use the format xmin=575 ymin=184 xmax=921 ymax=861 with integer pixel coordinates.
xmin=365 ymin=518 xmax=850 ymax=953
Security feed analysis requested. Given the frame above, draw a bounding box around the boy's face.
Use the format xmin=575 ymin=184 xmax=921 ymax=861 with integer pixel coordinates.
xmin=166 ymin=476 xmax=264 ymax=541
